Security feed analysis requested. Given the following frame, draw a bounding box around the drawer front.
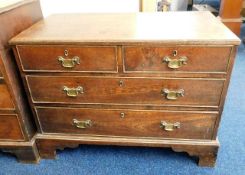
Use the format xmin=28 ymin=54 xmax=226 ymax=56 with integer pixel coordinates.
xmin=27 ymin=76 xmax=224 ymax=107
xmin=0 ymin=83 xmax=14 ymax=109
xmin=17 ymin=46 xmax=118 ymax=72
xmin=123 ymin=46 xmax=231 ymax=73
xmin=0 ymin=115 xmax=24 ymax=140
xmin=36 ymin=107 xmax=217 ymax=140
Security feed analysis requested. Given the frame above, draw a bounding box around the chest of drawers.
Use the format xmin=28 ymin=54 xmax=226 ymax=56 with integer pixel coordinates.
xmin=10 ymin=12 xmax=240 ymax=166
xmin=0 ymin=0 xmax=43 ymax=163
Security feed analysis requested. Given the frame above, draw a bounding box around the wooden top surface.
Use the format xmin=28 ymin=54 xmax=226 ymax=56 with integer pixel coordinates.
xmin=9 ymin=12 xmax=241 ymax=45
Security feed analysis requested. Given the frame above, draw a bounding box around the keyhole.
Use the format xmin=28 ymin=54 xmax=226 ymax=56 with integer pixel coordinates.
xmin=120 ymin=112 xmax=125 ymax=118
xmin=173 ymin=50 xmax=178 ymax=57
xmin=119 ymin=80 xmax=124 ymax=87
xmin=64 ymin=49 xmax=69 ymax=57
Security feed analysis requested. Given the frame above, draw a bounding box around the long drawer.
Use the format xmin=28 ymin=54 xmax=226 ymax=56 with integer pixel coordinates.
xmin=17 ymin=45 xmax=118 ymax=73
xmin=0 ymin=83 xmax=14 ymax=109
xmin=123 ymin=46 xmax=231 ymax=73
xmin=27 ymin=76 xmax=224 ymax=107
xmin=36 ymin=107 xmax=217 ymax=140
xmin=0 ymin=115 xmax=24 ymax=140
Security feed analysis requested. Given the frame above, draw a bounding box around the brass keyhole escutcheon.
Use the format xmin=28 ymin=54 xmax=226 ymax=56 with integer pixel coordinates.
xmin=120 ymin=112 xmax=125 ymax=118
xmin=172 ymin=50 xmax=178 ymax=57
xmin=64 ymin=49 xmax=69 ymax=57
xmin=119 ymin=80 xmax=124 ymax=87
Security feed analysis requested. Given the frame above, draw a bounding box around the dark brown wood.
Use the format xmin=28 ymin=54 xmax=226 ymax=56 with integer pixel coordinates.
xmin=10 ymin=13 xmax=240 ymax=166
xmin=124 ymin=46 xmax=231 ymax=73
xmin=26 ymin=76 xmax=224 ymax=107
xmin=36 ymin=107 xmax=217 ymax=139
xmin=36 ymin=134 xmax=219 ymax=167
xmin=0 ymin=0 xmax=43 ymax=163
xmin=212 ymin=46 xmax=238 ymax=139
xmin=17 ymin=45 xmax=118 ymax=72
xmin=0 ymin=138 xmax=40 ymax=163
xmin=0 ymin=115 xmax=24 ymax=140
xmin=0 ymin=48 xmax=35 ymax=140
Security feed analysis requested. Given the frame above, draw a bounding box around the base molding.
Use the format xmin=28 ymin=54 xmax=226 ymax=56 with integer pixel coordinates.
xmin=36 ymin=134 xmax=219 ymax=167
xmin=0 ymin=138 xmax=40 ymax=163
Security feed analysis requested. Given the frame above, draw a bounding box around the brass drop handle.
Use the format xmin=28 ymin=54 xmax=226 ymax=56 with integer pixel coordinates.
xmin=160 ymin=121 xmax=180 ymax=131
xmin=162 ymin=50 xmax=187 ymax=69
xmin=73 ymin=119 xmax=92 ymax=129
xmin=63 ymin=86 xmax=84 ymax=97
xmin=58 ymin=50 xmax=80 ymax=68
xmin=58 ymin=56 xmax=80 ymax=68
xmin=162 ymin=88 xmax=184 ymax=100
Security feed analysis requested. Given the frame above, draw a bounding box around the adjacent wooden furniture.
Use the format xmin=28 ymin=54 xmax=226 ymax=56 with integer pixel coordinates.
xmin=219 ymin=0 xmax=243 ymax=35
xmin=0 ymin=0 xmax=42 ymax=162
xmin=10 ymin=12 xmax=240 ymax=166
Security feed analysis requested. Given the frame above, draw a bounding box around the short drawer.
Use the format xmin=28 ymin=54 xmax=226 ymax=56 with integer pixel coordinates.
xmin=36 ymin=107 xmax=217 ymax=140
xmin=0 ymin=83 xmax=14 ymax=109
xmin=17 ymin=45 xmax=118 ymax=72
xmin=123 ymin=46 xmax=231 ymax=73
xmin=0 ymin=115 xmax=24 ymax=140
xmin=27 ymin=76 xmax=224 ymax=107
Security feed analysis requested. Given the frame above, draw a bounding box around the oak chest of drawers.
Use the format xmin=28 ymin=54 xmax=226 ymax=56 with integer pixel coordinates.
xmin=10 ymin=12 xmax=240 ymax=166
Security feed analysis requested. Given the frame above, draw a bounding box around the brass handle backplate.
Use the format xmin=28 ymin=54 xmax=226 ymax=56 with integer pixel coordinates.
xmin=162 ymin=88 xmax=184 ymax=100
xmin=160 ymin=121 xmax=180 ymax=131
xmin=73 ymin=119 xmax=92 ymax=129
xmin=58 ymin=50 xmax=80 ymax=68
xmin=162 ymin=50 xmax=187 ymax=69
xmin=63 ymin=86 xmax=84 ymax=97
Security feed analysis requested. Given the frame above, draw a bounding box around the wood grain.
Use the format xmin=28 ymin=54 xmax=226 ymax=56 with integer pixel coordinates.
xmin=9 ymin=12 xmax=240 ymax=46
xmin=124 ymin=46 xmax=231 ymax=73
xmin=0 ymin=0 xmax=42 ymax=163
xmin=0 ymin=137 xmax=40 ymax=163
xmin=36 ymin=107 xmax=217 ymax=140
xmin=26 ymin=76 xmax=224 ymax=107
xmin=10 ymin=12 xmax=239 ymax=166
xmin=0 ymin=115 xmax=24 ymax=140
xmin=0 ymin=83 xmax=14 ymax=109
xmin=17 ymin=45 xmax=118 ymax=72
xmin=36 ymin=134 xmax=219 ymax=167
